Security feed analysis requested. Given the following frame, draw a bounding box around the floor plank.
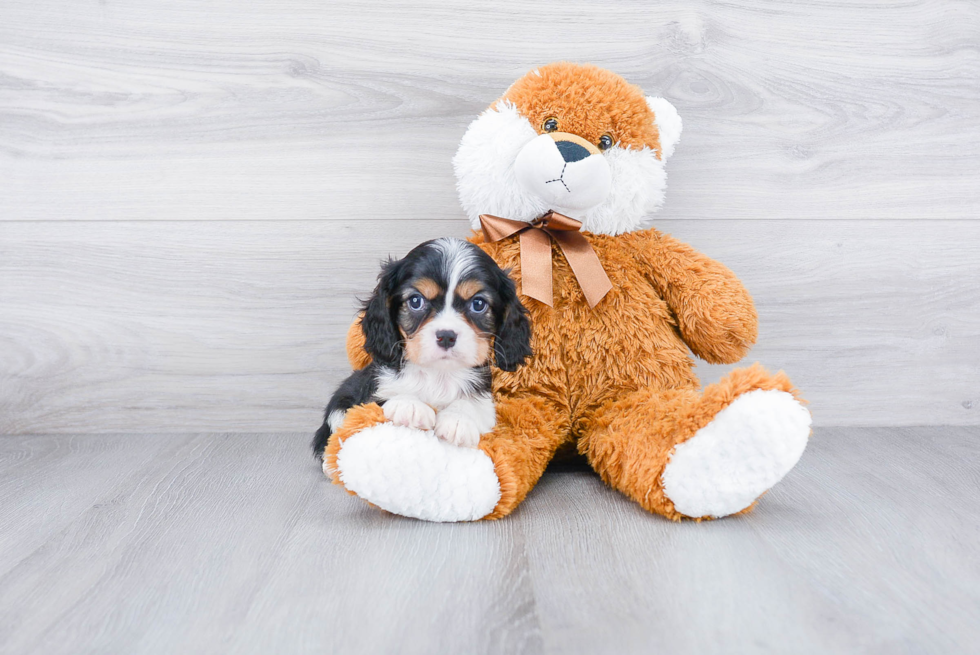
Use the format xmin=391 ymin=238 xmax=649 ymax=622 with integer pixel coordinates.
xmin=0 ymin=435 xmax=183 ymax=579
xmin=0 ymin=428 xmax=978 ymax=654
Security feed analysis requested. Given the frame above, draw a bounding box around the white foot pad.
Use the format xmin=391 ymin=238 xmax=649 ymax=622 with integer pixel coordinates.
xmin=335 ymin=422 xmax=501 ymax=522
xmin=662 ymin=390 xmax=811 ymax=518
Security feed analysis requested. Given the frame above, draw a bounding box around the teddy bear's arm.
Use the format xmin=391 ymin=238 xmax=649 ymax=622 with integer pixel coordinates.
xmin=637 ymin=231 xmax=758 ymax=364
xmin=345 ymin=315 xmax=372 ymax=370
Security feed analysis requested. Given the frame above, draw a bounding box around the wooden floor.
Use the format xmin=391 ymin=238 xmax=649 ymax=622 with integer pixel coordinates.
xmin=0 ymin=428 xmax=977 ymax=654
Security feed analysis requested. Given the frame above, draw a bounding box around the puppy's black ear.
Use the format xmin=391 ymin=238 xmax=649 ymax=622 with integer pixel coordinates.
xmin=493 ymin=269 xmax=533 ymax=372
xmin=361 ymin=258 xmax=404 ymax=367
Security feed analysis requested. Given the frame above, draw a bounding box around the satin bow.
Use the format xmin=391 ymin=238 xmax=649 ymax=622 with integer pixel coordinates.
xmin=478 ymin=211 xmax=612 ymax=308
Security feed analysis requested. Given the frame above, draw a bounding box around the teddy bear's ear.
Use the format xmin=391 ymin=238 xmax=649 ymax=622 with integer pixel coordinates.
xmin=645 ymin=97 xmax=682 ymax=160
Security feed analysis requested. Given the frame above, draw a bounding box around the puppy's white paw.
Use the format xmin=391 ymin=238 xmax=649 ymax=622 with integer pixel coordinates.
xmin=434 ymin=412 xmax=482 ymax=448
xmin=382 ymin=396 xmax=436 ymax=431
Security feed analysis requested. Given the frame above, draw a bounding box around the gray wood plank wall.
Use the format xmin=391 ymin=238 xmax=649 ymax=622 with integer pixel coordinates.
xmin=1 ymin=0 xmax=978 ymax=433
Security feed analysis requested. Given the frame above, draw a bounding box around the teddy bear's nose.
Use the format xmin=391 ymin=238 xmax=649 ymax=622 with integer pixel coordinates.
xmin=555 ymin=140 xmax=591 ymax=163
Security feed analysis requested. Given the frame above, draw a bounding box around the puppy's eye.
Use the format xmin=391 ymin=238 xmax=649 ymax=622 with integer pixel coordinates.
xmin=469 ymin=297 xmax=488 ymax=314
xmin=407 ymin=294 xmax=426 ymax=311
xmin=542 ymin=117 xmax=559 ymax=133
xmin=598 ymin=134 xmax=614 ymax=151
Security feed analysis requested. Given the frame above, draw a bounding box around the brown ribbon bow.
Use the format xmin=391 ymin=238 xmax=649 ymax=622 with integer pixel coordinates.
xmin=479 ymin=211 xmax=612 ymax=308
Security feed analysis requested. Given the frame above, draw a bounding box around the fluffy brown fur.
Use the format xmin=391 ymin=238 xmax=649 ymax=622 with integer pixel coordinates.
xmin=580 ymin=363 xmax=801 ymax=521
xmin=328 ymin=63 xmax=806 ymax=521
xmin=336 ymin=228 xmax=803 ymax=520
xmin=502 ymin=62 xmax=663 ymax=156
xmin=323 ymin=402 xmax=385 ymax=495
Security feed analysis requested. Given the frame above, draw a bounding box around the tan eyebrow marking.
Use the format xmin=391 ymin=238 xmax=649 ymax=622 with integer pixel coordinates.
xmin=456 ymin=279 xmax=484 ymax=300
xmin=413 ymin=278 xmax=441 ymax=300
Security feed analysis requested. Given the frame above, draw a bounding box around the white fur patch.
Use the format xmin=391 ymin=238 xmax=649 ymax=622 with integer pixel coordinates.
xmin=376 ymin=363 xmax=484 ymax=411
xmin=661 ymin=390 xmax=811 ymax=518
xmin=645 ymin=96 xmax=682 ymax=160
xmin=382 ymin=395 xmax=436 ymax=431
xmin=453 ymin=100 xmax=672 ymax=236
xmin=434 ymin=394 xmax=496 ymax=448
xmin=453 ymin=101 xmax=548 ymax=228
xmin=583 ymin=146 xmax=667 ymax=235
xmin=327 ymin=409 xmax=347 ymax=432
xmin=336 ymin=423 xmax=501 ymax=522
xmin=513 ymin=134 xmax=611 ymax=212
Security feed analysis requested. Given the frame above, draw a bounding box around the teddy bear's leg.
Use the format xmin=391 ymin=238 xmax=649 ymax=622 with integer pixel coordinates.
xmin=580 ymin=364 xmax=811 ymax=520
xmin=323 ymin=395 xmax=568 ymax=522
xmin=477 ymin=394 xmax=570 ymax=519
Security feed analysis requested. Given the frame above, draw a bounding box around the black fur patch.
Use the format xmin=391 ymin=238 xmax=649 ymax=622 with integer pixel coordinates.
xmin=311 ymin=364 xmax=382 ymax=458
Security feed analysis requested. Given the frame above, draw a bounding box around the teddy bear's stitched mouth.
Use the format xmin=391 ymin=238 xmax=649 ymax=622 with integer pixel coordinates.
xmin=544 ymin=163 xmax=571 ymax=193
xmin=512 ymin=133 xmax=612 ymax=215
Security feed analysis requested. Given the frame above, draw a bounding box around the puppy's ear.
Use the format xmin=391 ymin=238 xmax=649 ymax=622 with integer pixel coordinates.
xmin=493 ymin=269 xmax=533 ymax=372
xmin=361 ymin=258 xmax=404 ymax=367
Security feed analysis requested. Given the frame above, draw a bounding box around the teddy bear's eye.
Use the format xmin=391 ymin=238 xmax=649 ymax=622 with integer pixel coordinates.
xmin=598 ymin=134 xmax=614 ymax=151
xmin=542 ymin=117 xmax=559 ymax=133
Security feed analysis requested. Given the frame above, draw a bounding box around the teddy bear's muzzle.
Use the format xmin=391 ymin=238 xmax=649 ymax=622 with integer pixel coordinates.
xmin=513 ymin=132 xmax=612 ymax=214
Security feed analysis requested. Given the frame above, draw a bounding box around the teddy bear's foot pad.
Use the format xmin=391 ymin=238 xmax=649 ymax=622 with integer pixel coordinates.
xmin=661 ymin=389 xmax=811 ymax=519
xmin=335 ymin=423 xmax=501 ymax=522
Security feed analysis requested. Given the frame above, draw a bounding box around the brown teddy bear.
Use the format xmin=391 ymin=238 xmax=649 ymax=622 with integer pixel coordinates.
xmin=323 ymin=62 xmax=811 ymax=523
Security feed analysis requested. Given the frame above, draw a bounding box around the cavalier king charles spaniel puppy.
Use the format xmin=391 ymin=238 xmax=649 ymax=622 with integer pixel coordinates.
xmin=313 ymin=238 xmax=532 ymax=457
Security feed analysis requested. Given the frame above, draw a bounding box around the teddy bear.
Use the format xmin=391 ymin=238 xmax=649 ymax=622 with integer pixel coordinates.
xmin=321 ymin=62 xmax=812 ymax=523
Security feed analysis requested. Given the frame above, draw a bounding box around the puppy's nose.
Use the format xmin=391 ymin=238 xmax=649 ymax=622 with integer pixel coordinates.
xmin=435 ymin=330 xmax=457 ymax=350
xmin=555 ymin=140 xmax=591 ymax=163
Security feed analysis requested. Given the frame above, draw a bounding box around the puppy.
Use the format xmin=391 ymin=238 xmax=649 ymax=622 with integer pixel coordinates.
xmin=312 ymin=238 xmax=532 ymax=459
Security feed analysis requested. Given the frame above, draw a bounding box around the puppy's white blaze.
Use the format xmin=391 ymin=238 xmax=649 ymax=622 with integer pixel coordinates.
xmin=429 ymin=237 xmax=477 ymax=299
xmin=415 ymin=238 xmax=485 ymax=368
xmin=454 ymin=100 xmax=674 ymax=236
xmin=327 ymin=409 xmax=347 ymax=432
